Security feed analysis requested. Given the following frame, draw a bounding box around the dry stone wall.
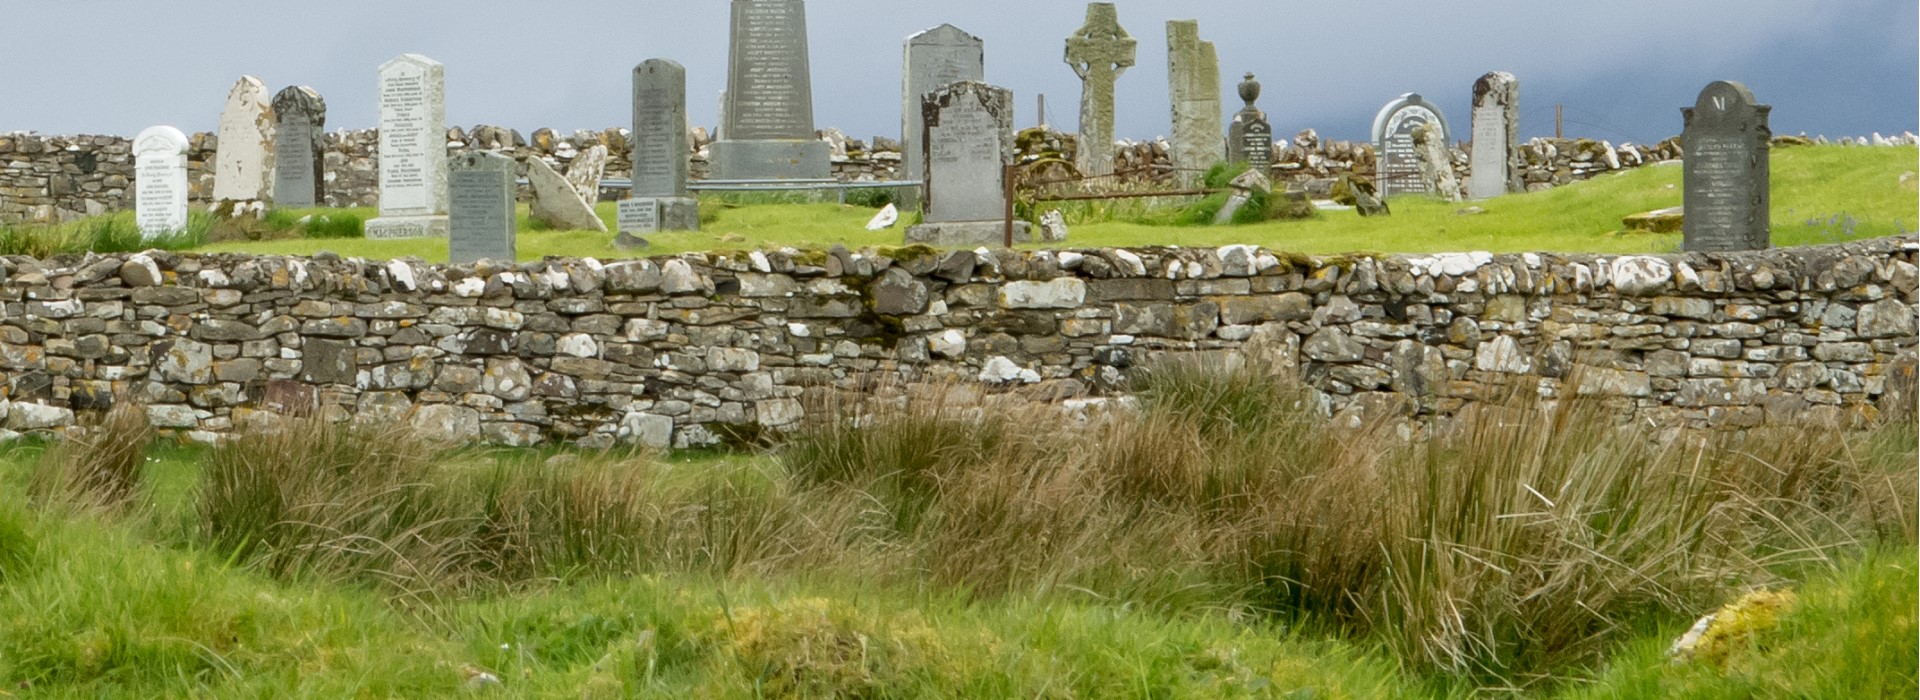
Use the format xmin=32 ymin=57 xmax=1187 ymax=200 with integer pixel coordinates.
xmin=0 ymin=238 xmax=1909 ymax=446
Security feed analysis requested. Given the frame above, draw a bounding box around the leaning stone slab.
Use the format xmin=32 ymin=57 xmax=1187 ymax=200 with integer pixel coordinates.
xmin=527 ymin=156 xmax=605 ymax=232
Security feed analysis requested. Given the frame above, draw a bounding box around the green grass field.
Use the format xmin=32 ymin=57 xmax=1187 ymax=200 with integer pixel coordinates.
xmin=178 ymin=145 xmax=1917 ymax=262
xmin=1 ymin=365 xmax=1912 ymax=698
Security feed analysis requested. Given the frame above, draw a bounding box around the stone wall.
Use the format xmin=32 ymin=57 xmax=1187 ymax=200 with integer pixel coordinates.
xmin=0 ymin=237 xmax=1908 ymax=446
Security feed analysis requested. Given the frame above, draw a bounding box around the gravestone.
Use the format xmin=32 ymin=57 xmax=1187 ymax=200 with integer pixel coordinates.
xmin=905 ymin=82 xmax=1031 ymax=246
xmin=1682 ymin=80 xmax=1771 ymax=252
xmin=527 ymin=156 xmax=605 ymax=232
xmin=631 ymin=59 xmax=700 ymax=231
xmin=565 ymin=144 xmax=609 ymax=205
xmin=1064 ymin=3 xmax=1137 ymax=179
xmin=902 ymin=24 xmax=985 ymax=191
xmin=133 ymin=126 xmax=191 ymax=238
xmin=1371 ymin=93 xmax=1450 ymax=199
xmin=708 ymin=0 xmax=831 ymax=180
xmin=212 ymin=76 xmax=275 ymax=206
xmin=271 ymin=86 xmax=327 ymax=208
xmin=366 ymin=54 xmax=450 ymax=239
xmin=1467 ymin=72 xmax=1520 ymax=200
xmin=1165 ymin=20 xmax=1221 ymax=186
xmin=448 ymin=151 xmax=516 ymax=264
xmin=1226 ymin=73 xmax=1272 ymax=176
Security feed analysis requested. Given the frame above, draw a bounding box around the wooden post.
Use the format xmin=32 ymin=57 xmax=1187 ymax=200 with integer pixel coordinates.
xmin=1002 ymin=163 xmax=1017 ymax=249
xmin=1556 ymin=104 xmax=1564 ymax=139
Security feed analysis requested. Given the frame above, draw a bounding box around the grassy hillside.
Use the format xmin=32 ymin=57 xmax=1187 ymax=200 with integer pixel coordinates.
xmin=0 ymin=366 xmax=1912 ymax=698
xmin=171 ymin=145 xmax=1914 ymax=261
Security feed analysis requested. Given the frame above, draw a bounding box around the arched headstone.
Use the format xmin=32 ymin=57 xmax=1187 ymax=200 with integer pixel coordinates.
xmin=1682 ymin=80 xmax=1772 ymax=252
xmin=134 ymin=126 xmax=191 ymax=238
xmin=1371 ymin=93 xmax=1450 ymax=198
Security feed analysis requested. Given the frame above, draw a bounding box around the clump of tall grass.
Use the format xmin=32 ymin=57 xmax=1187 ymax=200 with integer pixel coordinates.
xmin=29 ymin=403 xmax=154 ymax=514
xmin=195 ymin=417 xmax=474 ymax=598
xmin=0 ymin=213 xmax=207 ymax=257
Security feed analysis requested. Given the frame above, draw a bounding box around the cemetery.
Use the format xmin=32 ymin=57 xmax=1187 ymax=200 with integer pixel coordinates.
xmin=0 ymin=1 xmax=1913 ymax=697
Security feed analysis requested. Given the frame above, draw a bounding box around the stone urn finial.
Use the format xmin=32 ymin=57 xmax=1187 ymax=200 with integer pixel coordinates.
xmin=1239 ymin=72 xmax=1261 ymax=108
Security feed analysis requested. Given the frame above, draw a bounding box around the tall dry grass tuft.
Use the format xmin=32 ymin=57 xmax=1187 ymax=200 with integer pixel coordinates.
xmin=195 ymin=417 xmax=474 ymax=598
xmin=30 ymin=403 xmax=154 ymax=514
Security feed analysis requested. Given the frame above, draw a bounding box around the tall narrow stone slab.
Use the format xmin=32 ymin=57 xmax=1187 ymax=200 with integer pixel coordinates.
xmin=134 ymin=126 xmax=191 ymax=238
xmin=1467 ymin=72 xmax=1520 ymax=200
xmin=1166 ymin=20 xmax=1221 ymax=186
xmin=1371 ymin=93 xmax=1450 ymax=199
xmin=1682 ymin=80 xmax=1772 ymax=252
xmin=366 ymin=54 xmax=450 ymax=239
xmin=1226 ymin=73 xmax=1272 ymax=175
xmin=708 ymin=0 xmax=831 ymax=180
xmin=448 ymin=151 xmax=516 ymax=264
xmin=213 ymin=76 xmax=275 ymax=205
xmin=1064 ymin=3 xmax=1136 ymax=179
xmin=905 ymin=82 xmax=1031 ymax=246
xmin=631 ymin=59 xmax=700 ymax=231
xmin=271 ymin=86 xmax=327 ymax=208
xmin=902 ymin=24 xmax=985 ymax=188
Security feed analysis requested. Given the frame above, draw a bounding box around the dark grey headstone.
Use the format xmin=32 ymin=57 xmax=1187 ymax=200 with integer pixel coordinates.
xmin=902 ymin=24 xmax=985 ymax=187
xmin=448 ymin=151 xmax=516 ymax=264
xmin=1371 ymin=93 xmax=1449 ymax=198
xmin=722 ymin=0 xmax=814 ymax=141
xmin=1226 ymin=73 xmax=1272 ymax=175
xmin=271 ymin=86 xmax=327 ymax=208
xmin=1682 ymin=80 xmax=1772 ymax=252
xmin=633 ymin=59 xmax=690 ymax=198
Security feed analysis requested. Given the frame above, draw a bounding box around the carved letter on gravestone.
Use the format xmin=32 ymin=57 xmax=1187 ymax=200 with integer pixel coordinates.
xmin=213 ymin=76 xmax=275 ymax=205
xmin=1467 ymin=71 xmax=1520 ymax=200
xmin=1064 ymin=3 xmax=1137 ymax=179
xmin=367 ymin=54 xmax=450 ymax=239
xmin=1371 ymin=93 xmax=1450 ymax=199
xmin=902 ymin=24 xmax=985 ymax=189
xmin=448 ymin=151 xmax=517 ymax=264
xmin=632 ymin=59 xmax=701 ymax=231
xmin=1682 ymin=80 xmax=1772 ymax=252
xmin=1165 ymin=20 xmax=1222 ymax=187
xmin=134 ymin=126 xmax=191 ymax=238
xmin=271 ymin=86 xmax=327 ymax=208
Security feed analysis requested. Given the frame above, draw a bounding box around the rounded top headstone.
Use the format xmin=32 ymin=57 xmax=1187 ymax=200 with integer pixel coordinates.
xmin=134 ymin=126 xmax=190 ymax=155
xmin=1371 ymin=93 xmax=1450 ymax=146
xmin=1239 ymin=73 xmax=1261 ymax=107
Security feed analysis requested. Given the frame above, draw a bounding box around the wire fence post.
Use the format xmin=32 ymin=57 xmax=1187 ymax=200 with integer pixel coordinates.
xmin=1002 ymin=163 xmax=1017 ymax=249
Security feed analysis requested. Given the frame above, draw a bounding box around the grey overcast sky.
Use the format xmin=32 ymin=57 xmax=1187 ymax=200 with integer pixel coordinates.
xmin=2 ymin=0 xmax=1916 ymax=146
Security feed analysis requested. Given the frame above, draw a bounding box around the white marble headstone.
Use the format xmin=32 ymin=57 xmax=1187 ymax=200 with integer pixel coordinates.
xmin=367 ymin=54 xmax=450 ymax=239
xmin=134 ymin=126 xmax=191 ymax=238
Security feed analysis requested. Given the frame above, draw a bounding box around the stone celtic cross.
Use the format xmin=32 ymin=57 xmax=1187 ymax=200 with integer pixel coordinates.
xmin=1064 ymin=3 xmax=1136 ymax=178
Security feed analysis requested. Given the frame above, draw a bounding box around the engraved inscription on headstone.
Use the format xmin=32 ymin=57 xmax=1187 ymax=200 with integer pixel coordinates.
xmin=1467 ymin=72 xmax=1520 ymax=200
xmin=1371 ymin=94 xmax=1450 ymax=199
xmin=723 ymin=0 xmax=814 ymax=141
xmin=367 ymin=54 xmax=450 ymax=239
xmin=272 ymin=86 xmax=327 ymax=208
xmin=448 ymin=152 xmax=516 ymax=264
xmin=617 ymin=199 xmax=660 ymax=234
xmin=1682 ymin=80 xmax=1772 ymax=252
xmin=1064 ymin=3 xmax=1137 ymax=179
xmin=903 ymin=24 xmax=985 ymax=188
xmin=133 ymin=126 xmax=191 ymax=238
xmin=1241 ymin=121 xmax=1273 ymax=174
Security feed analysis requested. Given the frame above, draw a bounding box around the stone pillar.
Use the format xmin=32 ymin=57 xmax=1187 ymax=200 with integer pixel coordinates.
xmin=1467 ymin=71 xmax=1520 ymax=200
xmin=1166 ymin=20 xmax=1222 ymax=187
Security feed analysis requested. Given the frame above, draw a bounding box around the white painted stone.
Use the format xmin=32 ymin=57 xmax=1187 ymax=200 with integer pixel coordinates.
xmin=1000 ymin=278 xmax=1087 ymax=309
xmin=213 ymin=76 xmax=275 ymax=203
xmin=133 ymin=126 xmax=191 ymax=238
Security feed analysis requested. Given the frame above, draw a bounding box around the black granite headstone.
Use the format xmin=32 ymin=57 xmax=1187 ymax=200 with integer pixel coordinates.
xmin=1682 ymin=80 xmax=1771 ymax=252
